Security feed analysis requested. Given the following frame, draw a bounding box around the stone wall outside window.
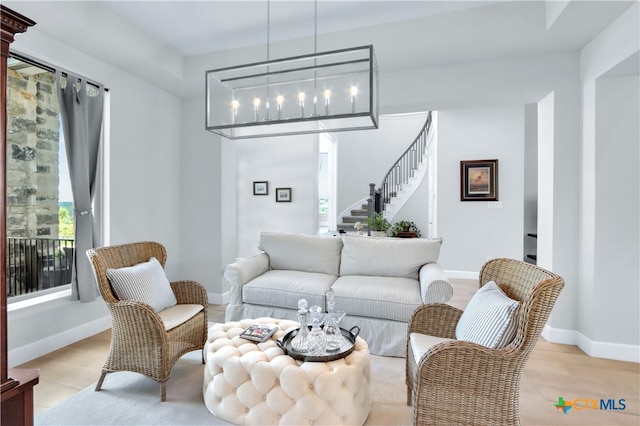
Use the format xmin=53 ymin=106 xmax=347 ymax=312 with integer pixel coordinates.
xmin=6 ymin=68 xmax=61 ymax=239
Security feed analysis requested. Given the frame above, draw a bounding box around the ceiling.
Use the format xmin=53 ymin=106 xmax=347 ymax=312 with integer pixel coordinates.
xmin=3 ymin=1 xmax=636 ymax=98
xmin=102 ymin=0 xmax=504 ymax=56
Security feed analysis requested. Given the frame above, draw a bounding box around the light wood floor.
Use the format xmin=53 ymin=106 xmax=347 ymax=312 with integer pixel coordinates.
xmin=17 ymin=280 xmax=639 ymax=425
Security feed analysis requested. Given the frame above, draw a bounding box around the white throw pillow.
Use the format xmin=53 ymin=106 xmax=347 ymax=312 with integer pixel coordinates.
xmin=455 ymin=281 xmax=519 ymax=349
xmin=106 ymin=257 xmax=177 ymax=312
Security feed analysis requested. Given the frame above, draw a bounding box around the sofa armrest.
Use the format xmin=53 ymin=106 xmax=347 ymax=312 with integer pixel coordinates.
xmin=223 ymin=253 xmax=270 ymax=305
xmin=419 ymin=263 xmax=453 ymax=304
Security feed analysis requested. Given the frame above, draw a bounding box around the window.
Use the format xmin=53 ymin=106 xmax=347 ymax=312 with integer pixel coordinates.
xmin=318 ymin=133 xmax=337 ymax=234
xmin=6 ymin=55 xmax=74 ymax=298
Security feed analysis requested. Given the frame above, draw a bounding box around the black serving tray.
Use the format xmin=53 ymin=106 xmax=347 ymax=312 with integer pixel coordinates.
xmin=277 ymin=326 xmax=360 ymax=362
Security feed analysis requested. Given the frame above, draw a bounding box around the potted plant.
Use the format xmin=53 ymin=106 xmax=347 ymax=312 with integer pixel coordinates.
xmin=366 ymin=213 xmax=391 ymax=237
xmin=392 ymin=220 xmax=421 ymax=238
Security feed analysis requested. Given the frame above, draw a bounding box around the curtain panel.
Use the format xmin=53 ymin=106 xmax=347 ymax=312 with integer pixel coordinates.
xmin=56 ymin=71 xmax=104 ymax=302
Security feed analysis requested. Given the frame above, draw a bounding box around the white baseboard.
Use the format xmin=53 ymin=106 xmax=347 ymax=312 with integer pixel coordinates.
xmin=208 ymin=291 xmax=229 ymax=305
xmin=8 ymin=315 xmax=111 ymax=367
xmin=543 ymin=324 xmax=639 ymax=363
xmin=444 ymin=270 xmax=479 ymax=280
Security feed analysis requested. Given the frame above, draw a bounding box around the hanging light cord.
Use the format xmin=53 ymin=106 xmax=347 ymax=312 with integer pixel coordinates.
xmin=266 ymin=0 xmax=270 ymax=61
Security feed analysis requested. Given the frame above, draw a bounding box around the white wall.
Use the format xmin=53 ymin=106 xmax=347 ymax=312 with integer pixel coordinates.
xmin=575 ymin=2 xmax=640 ymax=360
xmin=178 ymin=96 xmax=230 ymax=301
xmin=7 ymin=28 xmax=184 ymax=365
xmin=235 ymin=135 xmax=319 ymax=258
xmin=523 ymin=104 xmax=538 ymax=263
xmin=436 ymin=106 xmax=525 ymax=274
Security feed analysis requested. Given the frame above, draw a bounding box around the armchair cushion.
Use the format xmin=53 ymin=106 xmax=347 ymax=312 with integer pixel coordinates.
xmin=409 ymin=333 xmax=455 ymax=362
xmin=106 ymin=257 xmax=177 ymax=312
xmin=158 ymin=304 xmax=204 ymax=331
xmin=455 ymin=281 xmax=519 ymax=349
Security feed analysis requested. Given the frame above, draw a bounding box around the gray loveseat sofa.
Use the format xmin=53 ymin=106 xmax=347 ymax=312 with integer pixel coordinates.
xmin=223 ymin=232 xmax=452 ymax=357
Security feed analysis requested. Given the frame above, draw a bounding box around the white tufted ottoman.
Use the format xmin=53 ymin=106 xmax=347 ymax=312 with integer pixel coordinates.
xmin=203 ymin=317 xmax=371 ymax=425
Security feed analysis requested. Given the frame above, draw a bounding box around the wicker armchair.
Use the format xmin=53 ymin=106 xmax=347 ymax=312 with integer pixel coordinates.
xmin=86 ymin=241 xmax=208 ymax=401
xmin=405 ymin=258 xmax=564 ymax=425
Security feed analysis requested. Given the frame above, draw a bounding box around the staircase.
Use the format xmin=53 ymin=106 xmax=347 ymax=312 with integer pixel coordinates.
xmin=336 ymin=111 xmax=434 ymax=233
xmin=337 ymin=203 xmax=369 ymax=234
xmin=376 ymin=111 xmax=433 ymax=219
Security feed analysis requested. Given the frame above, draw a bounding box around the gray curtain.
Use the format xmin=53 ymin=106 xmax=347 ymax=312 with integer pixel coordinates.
xmin=56 ymin=71 xmax=104 ymax=302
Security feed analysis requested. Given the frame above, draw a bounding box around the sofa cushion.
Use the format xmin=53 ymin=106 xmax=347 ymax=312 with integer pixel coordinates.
xmin=340 ymin=235 xmax=442 ymax=279
xmin=455 ymin=281 xmax=520 ymax=349
xmin=106 ymin=257 xmax=177 ymax=312
xmin=243 ymin=270 xmax=337 ymax=310
xmin=259 ymin=232 xmax=343 ymax=276
xmin=330 ymin=275 xmax=422 ymax=322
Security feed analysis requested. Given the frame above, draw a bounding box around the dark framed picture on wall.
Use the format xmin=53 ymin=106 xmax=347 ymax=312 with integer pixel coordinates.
xmin=460 ymin=159 xmax=499 ymax=201
xmin=253 ymin=181 xmax=268 ymax=195
xmin=275 ymin=187 xmax=292 ymax=202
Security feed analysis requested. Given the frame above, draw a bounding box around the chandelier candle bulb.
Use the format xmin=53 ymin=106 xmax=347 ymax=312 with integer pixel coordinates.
xmin=349 ymin=86 xmax=358 ymax=113
xmin=230 ymin=100 xmax=239 ymax=124
xmin=323 ymin=89 xmax=331 ymax=115
xmin=276 ymin=95 xmax=284 ymax=120
xmin=297 ymin=92 xmax=306 ymax=117
xmin=252 ymin=97 xmax=261 ymax=122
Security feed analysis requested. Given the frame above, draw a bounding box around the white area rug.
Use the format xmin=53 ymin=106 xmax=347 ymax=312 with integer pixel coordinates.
xmin=35 ymin=350 xmax=412 ymax=425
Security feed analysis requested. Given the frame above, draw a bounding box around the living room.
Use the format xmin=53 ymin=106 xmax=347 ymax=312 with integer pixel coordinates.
xmin=3 ymin=0 xmax=638 ymax=416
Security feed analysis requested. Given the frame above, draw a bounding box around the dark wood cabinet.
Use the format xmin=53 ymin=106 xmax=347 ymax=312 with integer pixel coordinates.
xmin=1 ymin=6 xmax=38 ymax=426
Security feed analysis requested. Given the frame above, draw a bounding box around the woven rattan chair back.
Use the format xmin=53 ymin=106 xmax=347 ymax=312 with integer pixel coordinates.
xmin=87 ymin=241 xmax=167 ymax=304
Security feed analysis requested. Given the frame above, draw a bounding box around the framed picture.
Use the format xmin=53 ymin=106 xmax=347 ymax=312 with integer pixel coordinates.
xmin=275 ymin=187 xmax=292 ymax=202
xmin=253 ymin=181 xmax=268 ymax=195
xmin=460 ymin=159 xmax=498 ymax=201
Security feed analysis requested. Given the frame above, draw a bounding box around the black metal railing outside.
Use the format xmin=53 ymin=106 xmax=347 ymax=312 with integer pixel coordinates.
xmin=6 ymin=237 xmax=74 ymax=298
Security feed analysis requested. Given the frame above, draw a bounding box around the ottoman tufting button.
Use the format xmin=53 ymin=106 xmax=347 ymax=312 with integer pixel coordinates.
xmin=309 ymin=420 xmax=314 ymax=425
xmin=246 ymin=408 xmax=250 ymax=413
xmin=309 ymin=384 xmax=313 ymax=389
xmin=233 ymin=388 xmax=237 ymax=393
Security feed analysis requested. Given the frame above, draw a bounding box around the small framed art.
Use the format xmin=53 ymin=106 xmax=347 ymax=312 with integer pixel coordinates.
xmin=253 ymin=181 xmax=268 ymax=195
xmin=275 ymin=187 xmax=292 ymax=202
xmin=460 ymin=159 xmax=498 ymax=201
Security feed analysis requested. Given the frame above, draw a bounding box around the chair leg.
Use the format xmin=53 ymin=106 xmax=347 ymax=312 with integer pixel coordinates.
xmin=95 ymin=371 xmax=107 ymax=391
xmin=407 ymin=386 xmax=413 ymax=406
xmin=161 ymin=381 xmax=167 ymax=402
xmin=202 ymin=347 xmax=205 ymax=364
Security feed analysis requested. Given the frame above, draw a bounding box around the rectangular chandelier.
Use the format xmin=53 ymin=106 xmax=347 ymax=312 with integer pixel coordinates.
xmin=206 ymin=45 xmax=378 ymax=139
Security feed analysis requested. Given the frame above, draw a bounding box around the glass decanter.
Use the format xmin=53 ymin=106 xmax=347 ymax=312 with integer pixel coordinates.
xmin=291 ymin=299 xmax=310 ymax=352
xmin=326 ymin=288 xmax=335 ymax=313
xmin=324 ymin=310 xmax=346 ymax=351
xmin=308 ymin=305 xmax=326 ymax=355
